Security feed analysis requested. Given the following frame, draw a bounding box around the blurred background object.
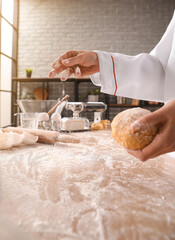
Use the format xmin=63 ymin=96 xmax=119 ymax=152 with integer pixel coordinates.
xmin=25 ymin=68 xmax=32 ymax=78
xmin=17 ymin=99 xmax=58 ymax=113
xmin=33 ymin=87 xmax=48 ymax=100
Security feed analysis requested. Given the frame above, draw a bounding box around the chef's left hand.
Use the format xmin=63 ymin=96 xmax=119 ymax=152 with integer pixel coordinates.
xmin=126 ymin=99 xmax=175 ymax=161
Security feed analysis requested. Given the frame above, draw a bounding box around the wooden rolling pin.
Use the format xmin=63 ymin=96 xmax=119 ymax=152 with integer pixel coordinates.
xmin=4 ymin=127 xmax=80 ymax=144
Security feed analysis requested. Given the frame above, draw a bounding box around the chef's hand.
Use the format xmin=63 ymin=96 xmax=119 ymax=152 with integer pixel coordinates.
xmin=127 ymin=99 xmax=175 ymax=161
xmin=48 ymin=50 xmax=99 ymax=80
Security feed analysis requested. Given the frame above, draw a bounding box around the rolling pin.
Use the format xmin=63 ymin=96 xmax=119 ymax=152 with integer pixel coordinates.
xmin=3 ymin=127 xmax=80 ymax=144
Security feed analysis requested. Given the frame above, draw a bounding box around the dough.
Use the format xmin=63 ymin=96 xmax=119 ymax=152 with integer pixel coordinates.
xmin=22 ymin=131 xmax=38 ymax=145
xmin=0 ymin=132 xmax=13 ymax=150
xmin=91 ymin=122 xmax=103 ymax=130
xmin=91 ymin=120 xmax=110 ymax=130
xmin=111 ymin=108 xmax=158 ymax=150
xmin=100 ymin=120 xmax=111 ymax=129
xmin=10 ymin=132 xmax=22 ymax=146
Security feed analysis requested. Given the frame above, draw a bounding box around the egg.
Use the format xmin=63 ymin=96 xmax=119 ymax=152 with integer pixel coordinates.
xmin=38 ymin=112 xmax=49 ymax=121
xmin=51 ymin=112 xmax=61 ymax=121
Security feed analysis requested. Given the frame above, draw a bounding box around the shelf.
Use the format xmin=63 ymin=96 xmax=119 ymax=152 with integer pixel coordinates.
xmin=11 ymin=77 xmax=163 ymax=125
xmin=108 ymin=104 xmax=162 ymax=107
xmin=109 ymin=104 xmax=139 ymax=107
xmin=12 ymin=77 xmax=91 ymax=83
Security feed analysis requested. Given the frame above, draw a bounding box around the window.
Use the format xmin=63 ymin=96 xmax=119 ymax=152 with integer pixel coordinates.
xmin=0 ymin=0 xmax=18 ymax=127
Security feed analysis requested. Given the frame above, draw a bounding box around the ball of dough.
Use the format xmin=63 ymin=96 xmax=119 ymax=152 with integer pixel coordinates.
xmin=91 ymin=119 xmax=110 ymax=130
xmin=111 ymin=107 xmax=158 ymax=150
xmin=91 ymin=122 xmax=104 ymax=130
xmin=99 ymin=120 xmax=111 ymax=129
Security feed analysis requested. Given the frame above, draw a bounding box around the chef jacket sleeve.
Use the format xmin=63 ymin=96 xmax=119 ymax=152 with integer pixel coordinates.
xmin=90 ymin=11 xmax=175 ymax=103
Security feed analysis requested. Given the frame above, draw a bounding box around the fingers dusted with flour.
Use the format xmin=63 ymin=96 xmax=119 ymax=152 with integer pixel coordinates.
xmin=127 ymin=100 xmax=175 ymax=161
xmin=48 ymin=50 xmax=99 ymax=80
xmin=48 ymin=65 xmax=66 ymax=78
xmin=48 ymin=50 xmax=80 ymax=78
xmin=52 ymin=50 xmax=82 ymax=69
xmin=130 ymin=108 xmax=165 ymax=133
xmin=62 ymin=53 xmax=85 ymax=67
xmin=60 ymin=67 xmax=74 ymax=81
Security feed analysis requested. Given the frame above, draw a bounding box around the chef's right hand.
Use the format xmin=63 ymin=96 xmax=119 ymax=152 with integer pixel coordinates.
xmin=48 ymin=50 xmax=99 ymax=80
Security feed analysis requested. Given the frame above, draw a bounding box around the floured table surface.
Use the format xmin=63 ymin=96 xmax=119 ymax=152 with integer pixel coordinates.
xmin=0 ymin=130 xmax=175 ymax=240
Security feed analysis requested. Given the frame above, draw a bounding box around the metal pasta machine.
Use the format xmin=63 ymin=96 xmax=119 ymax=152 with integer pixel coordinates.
xmin=60 ymin=102 xmax=107 ymax=131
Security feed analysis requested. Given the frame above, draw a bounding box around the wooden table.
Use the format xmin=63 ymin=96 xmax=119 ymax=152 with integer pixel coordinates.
xmin=0 ymin=130 xmax=175 ymax=240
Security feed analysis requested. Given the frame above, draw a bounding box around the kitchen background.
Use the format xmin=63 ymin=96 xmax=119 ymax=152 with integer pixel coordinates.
xmin=1 ymin=0 xmax=175 ymax=127
xmin=18 ymin=0 xmax=175 ymax=77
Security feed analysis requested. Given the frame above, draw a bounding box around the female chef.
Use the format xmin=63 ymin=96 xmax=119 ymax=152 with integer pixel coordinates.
xmin=48 ymin=11 xmax=175 ymax=161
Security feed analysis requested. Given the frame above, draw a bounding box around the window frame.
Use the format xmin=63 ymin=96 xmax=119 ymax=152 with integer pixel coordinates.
xmin=0 ymin=0 xmax=19 ymax=127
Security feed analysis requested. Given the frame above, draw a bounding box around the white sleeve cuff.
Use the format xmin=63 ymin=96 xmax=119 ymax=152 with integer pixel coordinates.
xmin=90 ymin=50 xmax=116 ymax=95
xmin=90 ymin=72 xmax=101 ymax=86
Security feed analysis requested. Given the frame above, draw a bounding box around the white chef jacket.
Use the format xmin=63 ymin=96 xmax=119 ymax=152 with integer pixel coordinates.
xmin=90 ymin=11 xmax=175 ymax=158
xmin=91 ymin=11 xmax=175 ymax=103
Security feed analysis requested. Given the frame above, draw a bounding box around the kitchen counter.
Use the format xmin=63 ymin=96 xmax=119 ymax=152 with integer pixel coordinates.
xmin=0 ymin=130 xmax=175 ymax=240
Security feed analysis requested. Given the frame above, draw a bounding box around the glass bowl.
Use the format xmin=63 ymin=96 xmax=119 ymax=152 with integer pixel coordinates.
xmin=17 ymin=100 xmax=58 ymax=113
